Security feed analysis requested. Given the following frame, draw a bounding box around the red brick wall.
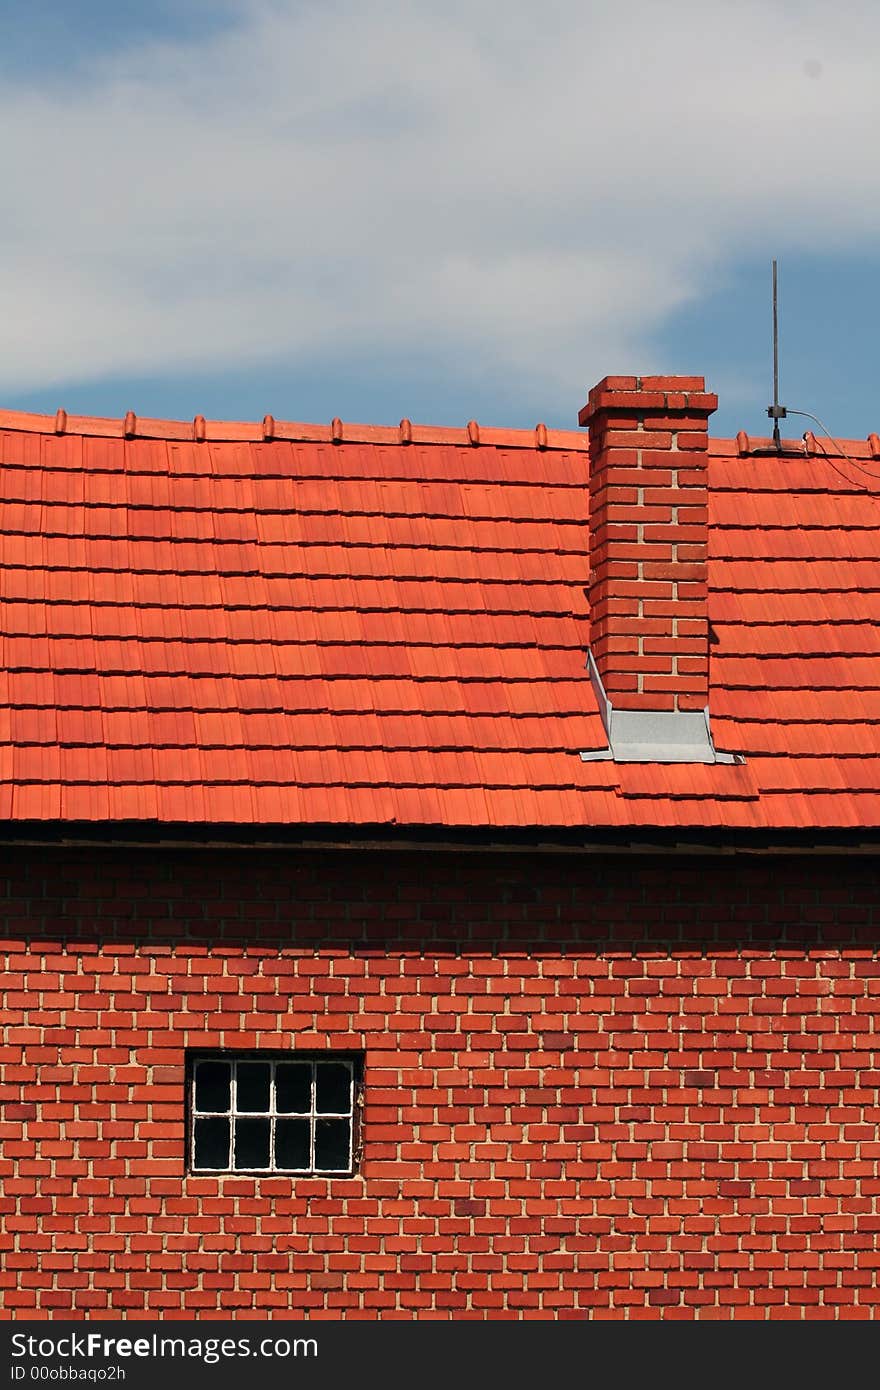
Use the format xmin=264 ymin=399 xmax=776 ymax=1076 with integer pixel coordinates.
xmin=1 ymin=846 xmax=878 ymax=1321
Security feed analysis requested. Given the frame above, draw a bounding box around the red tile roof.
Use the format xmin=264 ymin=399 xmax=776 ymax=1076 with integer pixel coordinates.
xmin=0 ymin=410 xmax=878 ymax=832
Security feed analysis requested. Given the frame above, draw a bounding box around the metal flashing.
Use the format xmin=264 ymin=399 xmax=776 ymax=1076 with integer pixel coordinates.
xmin=581 ymin=649 xmax=741 ymax=765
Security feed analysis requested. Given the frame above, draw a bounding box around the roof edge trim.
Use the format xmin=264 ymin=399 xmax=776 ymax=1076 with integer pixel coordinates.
xmin=0 ymin=824 xmax=874 ymax=855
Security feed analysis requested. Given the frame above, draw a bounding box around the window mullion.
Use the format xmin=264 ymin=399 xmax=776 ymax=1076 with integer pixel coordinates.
xmin=310 ymin=1061 xmax=317 ymax=1172
xmin=229 ymin=1059 xmax=236 ymax=1172
xmin=269 ymin=1060 xmax=276 ymax=1173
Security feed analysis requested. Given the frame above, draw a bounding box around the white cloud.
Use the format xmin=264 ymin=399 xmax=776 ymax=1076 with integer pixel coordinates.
xmin=1 ymin=0 xmax=879 ymax=409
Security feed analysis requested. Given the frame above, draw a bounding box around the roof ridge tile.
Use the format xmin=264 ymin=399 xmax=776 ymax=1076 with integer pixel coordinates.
xmin=0 ymin=408 xmax=588 ymax=453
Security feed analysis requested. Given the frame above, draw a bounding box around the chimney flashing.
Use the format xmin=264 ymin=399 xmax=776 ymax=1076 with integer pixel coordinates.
xmin=581 ymin=649 xmax=740 ymax=765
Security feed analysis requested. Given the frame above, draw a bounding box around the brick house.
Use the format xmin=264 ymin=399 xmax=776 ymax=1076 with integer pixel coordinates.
xmin=1 ymin=376 xmax=878 ymax=1320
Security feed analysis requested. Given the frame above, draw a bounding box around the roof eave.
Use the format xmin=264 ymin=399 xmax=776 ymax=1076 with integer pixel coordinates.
xmin=0 ymin=821 xmax=877 ymax=855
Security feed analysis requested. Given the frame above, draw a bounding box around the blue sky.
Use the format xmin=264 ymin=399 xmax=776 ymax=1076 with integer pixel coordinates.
xmin=0 ymin=1 xmax=240 ymax=77
xmin=2 ymin=0 xmax=879 ymax=442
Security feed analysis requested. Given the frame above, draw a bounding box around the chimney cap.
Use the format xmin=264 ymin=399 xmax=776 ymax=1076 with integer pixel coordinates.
xmin=579 ymin=376 xmax=717 ymax=427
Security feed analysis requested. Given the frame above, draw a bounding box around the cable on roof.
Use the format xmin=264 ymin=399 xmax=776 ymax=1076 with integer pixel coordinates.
xmin=786 ymin=407 xmax=880 ymax=495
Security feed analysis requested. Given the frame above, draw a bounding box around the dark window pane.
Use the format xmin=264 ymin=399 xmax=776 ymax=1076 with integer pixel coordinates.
xmin=234 ymin=1118 xmax=271 ymax=1169
xmin=276 ymin=1063 xmax=311 ymax=1114
xmin=195 ymin=1061 xmax=230 ymax=1113
xmin=315 ymin=1118 xmax=351 ymax=1171
xmin=193 ymin=1117 xmax=230 ymax=1169
xmin=275 ymin=1118 xmax=311 ymax=1170
xmin=316 ymin=1063 xmax=352 ymax=1114
xmin=236 ymin=1062 xmax=270 ymax=1113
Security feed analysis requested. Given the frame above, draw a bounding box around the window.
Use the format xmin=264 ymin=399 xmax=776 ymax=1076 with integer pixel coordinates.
xmin=187 ymin=1053 xmax=361 ymax=1175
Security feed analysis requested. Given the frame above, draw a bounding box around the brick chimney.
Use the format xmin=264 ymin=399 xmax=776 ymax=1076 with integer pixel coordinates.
xmin=579 ymin=375 xmax=733 ymax=763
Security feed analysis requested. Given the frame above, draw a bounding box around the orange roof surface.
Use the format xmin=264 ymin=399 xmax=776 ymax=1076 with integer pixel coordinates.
xmin=0 ymin=408 xmax=878 ymax=833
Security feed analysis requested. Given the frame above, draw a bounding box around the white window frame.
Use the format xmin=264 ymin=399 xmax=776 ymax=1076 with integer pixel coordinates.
xmin=188 ymin=1053 xmax=359 ymax=1176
